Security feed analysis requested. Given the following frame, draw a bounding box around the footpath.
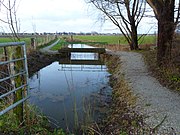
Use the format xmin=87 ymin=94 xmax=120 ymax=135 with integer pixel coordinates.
xmin=108 ymin=51 xmax=180 ymax=134
xmin=39 ymin=39 xmax=60 ymax=54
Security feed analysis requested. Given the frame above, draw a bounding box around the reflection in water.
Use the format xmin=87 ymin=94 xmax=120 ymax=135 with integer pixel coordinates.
xmin=71 ymin=52 xmax=99 ymax=60
xmin=29 ymin=44 xmax=112 ymax=132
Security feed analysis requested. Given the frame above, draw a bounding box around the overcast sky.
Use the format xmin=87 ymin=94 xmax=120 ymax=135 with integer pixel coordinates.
xmin=0 ymin=0 xmax=157 ymax=34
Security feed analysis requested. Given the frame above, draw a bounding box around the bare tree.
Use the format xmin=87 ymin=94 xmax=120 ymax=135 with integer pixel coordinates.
xmin=147 ymin=0 xmax=180 ymax=66
xmin=0 ymin=0 xmax=20 ymax=41
xmin=87 ymin=0 xmax=146 ymax=50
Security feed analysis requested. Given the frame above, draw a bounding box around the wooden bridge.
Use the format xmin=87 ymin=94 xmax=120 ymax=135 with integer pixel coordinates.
xmin=58 ymin=47 xmax=106 ymax=54
xmin=59 ymin=59 xmax=104 ymax=65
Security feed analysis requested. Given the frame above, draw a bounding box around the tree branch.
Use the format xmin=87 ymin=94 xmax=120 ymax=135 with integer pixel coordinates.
xmin=175 ymin=2 xmax=180 ymax=24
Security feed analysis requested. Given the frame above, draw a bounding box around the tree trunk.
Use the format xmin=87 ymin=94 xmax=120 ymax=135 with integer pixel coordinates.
xmin=157 ymin=1 xmax=175 ymax=66
xmin=130 ymin=22 xmax=139 ymax=50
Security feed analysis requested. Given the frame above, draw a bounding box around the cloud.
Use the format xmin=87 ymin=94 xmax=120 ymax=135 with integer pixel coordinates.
xmin=0 ymin=0 xmax=157 ymax=33
xmin=16 ymin=0 xmax=100 ymax=32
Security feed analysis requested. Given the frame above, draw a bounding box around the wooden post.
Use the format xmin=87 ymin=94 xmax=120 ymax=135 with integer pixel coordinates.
xmin=7 ymin=47 xmax=16 ymax=107
xmin=71 ymin=35 xmax=73 ymax=41
xmin=31 ymin=38 xmax=36 ymax=49
xmin=13 ymin=46 xmax=24 ymax=123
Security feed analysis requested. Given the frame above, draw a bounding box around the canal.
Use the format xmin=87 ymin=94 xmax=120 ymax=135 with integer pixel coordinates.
xmin=29 ymin=44 xmax=112 ymax=133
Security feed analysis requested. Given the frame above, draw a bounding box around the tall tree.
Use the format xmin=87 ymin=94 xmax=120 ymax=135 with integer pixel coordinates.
xmin=147 ymin=0 xmax=180 ymax=65
xmin=87 ymin=0 xmax=146 ymax=50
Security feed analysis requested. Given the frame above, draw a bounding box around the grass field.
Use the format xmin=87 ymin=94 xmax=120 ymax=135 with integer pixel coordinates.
xmin=50 ymin=35 xmax=156 ymax=51
xmin=0 ymin=36 xmax=56 ymax=54
xmin=0 ymin=37 xmax=31 ymax=44
xmin=50 ymin=37 xmax=111 ymax=51
xmin=0 ymin=35 xmax=156 ymax=53
xmin=0 ymin=37 xmax=33 ymax=54
xmin=74 ymin=35 xmax=127 ymax=45
xmin=73 ymin=35 xmax=156 ymax=45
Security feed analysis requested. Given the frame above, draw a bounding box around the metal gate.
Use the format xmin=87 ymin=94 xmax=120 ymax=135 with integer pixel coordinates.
xmin=0 ymin=42 xmax=29 ymax=116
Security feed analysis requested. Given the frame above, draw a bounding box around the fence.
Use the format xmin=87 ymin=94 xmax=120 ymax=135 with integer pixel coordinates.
xmin=0 ymin=42 xmax=29 ymax=117
xmin=30 ymin=35 xmax=57 ymax=49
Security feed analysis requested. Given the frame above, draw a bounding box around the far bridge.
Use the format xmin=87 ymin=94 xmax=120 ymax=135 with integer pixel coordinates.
xmin=59 ymin=59 xmax=104 ymax=65
xmin=58 ymin=47 xmax=106 ymax=57
xmin=58 ymin=47 xmax=106 ymax=53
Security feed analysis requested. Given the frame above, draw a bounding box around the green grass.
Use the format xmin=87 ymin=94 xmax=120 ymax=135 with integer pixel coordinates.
xmin=0 ymin=37 xmax=17 ymax=42
xmin=50 ymin=39 xmax=68 ymax=50
xmin=0 ymin=37 xmax=31 ymax=54
xmin=138 ymin=35 xmax=156 ymax=45
xmin=0 ymin=37 xmax=31 ymax=44
xmin=74 ymin=35 xmax=127 ymax=45
xmin=0 ymin=36 xmax=56 ymax=46
xmin=73 ymin=35 xmax=156 ymax=45
xmin=50 ymin=38 xmax=109 ymax=51
xmin=0 ymin=36 xmax=57 ymax=54
xmin=0 ymin=103 xmax=66 ymax=134
xmin=37 ymin=38 xmax=58 ymax=49
xmin=0 ymin=35 xmax=156 ymax=51
xmin=50 ymin=35 xmax=156 ymax=51
xmin=0 ymin=48 xmax=3 ymax=54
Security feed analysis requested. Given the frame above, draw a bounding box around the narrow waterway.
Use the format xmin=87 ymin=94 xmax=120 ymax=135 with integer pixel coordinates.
xmin=29 ymin=44 xmax=112 ymax=132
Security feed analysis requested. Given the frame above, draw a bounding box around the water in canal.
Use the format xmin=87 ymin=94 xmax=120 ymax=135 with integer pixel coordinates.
xmin=29 ymin=44 xmax=112 ymax=132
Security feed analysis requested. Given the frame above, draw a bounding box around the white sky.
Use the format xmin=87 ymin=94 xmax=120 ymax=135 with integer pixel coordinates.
xmin=0 ymin=0 xmax=157 ymax=34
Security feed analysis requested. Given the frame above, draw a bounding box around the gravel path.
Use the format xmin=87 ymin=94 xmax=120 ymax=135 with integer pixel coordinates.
xmin=108 ymin=51 xmax=180 ymax=134
xmin=39 ymin=39 xmax=60 ymax=54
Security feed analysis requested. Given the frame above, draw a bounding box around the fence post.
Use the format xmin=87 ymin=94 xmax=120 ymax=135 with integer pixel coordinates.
xmin=7 ymin=47 xmax=16 ymax=106
xmin=31 ymin=38 xmax=36 ymax=49
xmin=14 ymin=46 xmax=24 ymax=123
xmin=71 ymin=35 xmax=73 ymax=41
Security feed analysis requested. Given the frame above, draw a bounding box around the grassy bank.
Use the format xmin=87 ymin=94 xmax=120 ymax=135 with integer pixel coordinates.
xmin=85 ymin=54 xmax=154 ymax=134
xmin=0 ymin=102 xmax=66 ymax=135
xmin=93 ymin=54 xmax=153 ymax=134
xmin=37 ymin=38 xmax=58 ymax=49
xmin=0 ymin=38 xmax=65 ymax=134
xmin=142 ymin=50 xmax=180 ymax=91
xmin=50 ymin=39 xmax=68 ymax=51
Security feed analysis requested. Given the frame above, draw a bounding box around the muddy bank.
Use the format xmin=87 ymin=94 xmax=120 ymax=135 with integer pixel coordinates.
xmin=27 ymin=51 xmax=59 ymax=77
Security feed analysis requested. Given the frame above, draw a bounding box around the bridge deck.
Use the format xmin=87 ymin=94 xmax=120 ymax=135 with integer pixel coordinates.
xmin=59 ymin=59 xmax=104 ymax=65
xmin=58 ymin=47 xmax=106 ymax=53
